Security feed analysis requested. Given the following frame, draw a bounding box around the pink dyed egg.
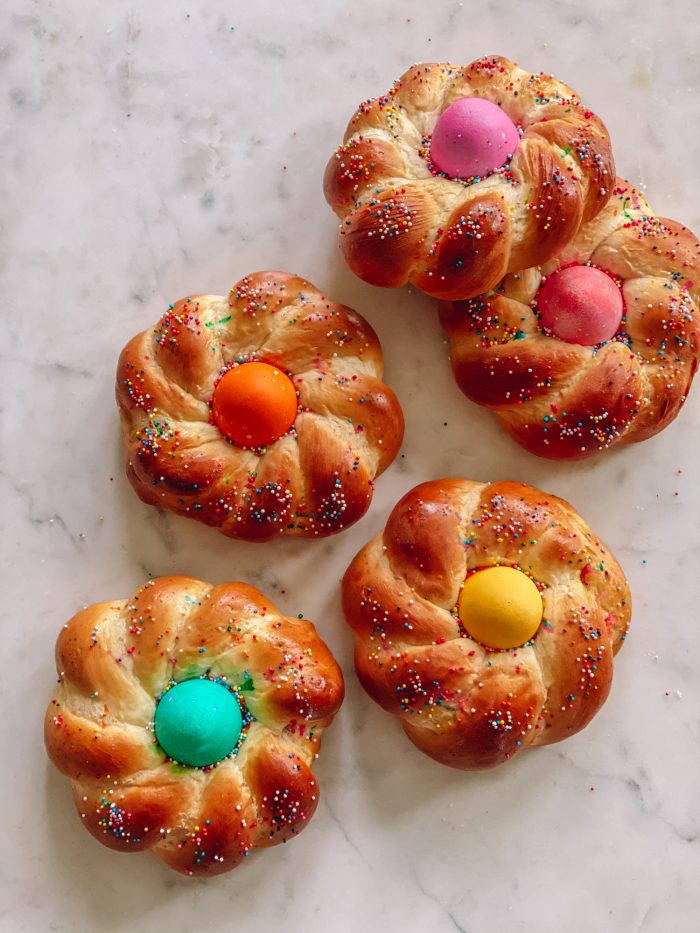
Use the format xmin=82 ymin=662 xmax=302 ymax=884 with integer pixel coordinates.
xmin=430 ymin=97 xmax=520 ymax=179
xmin=537 ymin=266 xmax=624 ymax=346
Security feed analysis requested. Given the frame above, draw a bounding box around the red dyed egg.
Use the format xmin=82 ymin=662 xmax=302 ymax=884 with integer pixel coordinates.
xmin=537 ymin=266 xmax=624 ymax=346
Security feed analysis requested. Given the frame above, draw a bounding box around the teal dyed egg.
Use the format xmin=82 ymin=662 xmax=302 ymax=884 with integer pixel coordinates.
xmin=154 ymin=678 xmax=243 ymax=767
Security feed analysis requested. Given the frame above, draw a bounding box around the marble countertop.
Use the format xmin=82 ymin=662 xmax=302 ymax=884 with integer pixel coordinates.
xmin=3 ymin=1 xmax=699 ymax=931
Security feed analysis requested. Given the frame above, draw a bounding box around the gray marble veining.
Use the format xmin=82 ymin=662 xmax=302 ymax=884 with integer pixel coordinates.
xmin=2 ymin=2 xmax=699 ymax=931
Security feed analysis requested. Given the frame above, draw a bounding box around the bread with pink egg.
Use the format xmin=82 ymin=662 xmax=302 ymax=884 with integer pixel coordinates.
xmin=324 ymin=55 xmax=614 ymax=301
xmin=440 ymin=179 xmax=700 ymax=459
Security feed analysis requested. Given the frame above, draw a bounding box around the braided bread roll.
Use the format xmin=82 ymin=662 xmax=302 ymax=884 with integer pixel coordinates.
xmin=45 ymin=576 xmax=344 ymax=876
xmin=342 ymin=480 xmax=631 ymax=770
xmin=440 ymin=180 xmax=700 ymax=458
xmin=117 ymin=271 xmax=404 ymax=540
xmin=325 ymin=55 xmax=614 ymax=300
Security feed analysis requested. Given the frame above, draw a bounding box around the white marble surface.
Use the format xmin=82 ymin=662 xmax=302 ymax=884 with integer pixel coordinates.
xmin=2 ymin=1 xmax=700 ymax=931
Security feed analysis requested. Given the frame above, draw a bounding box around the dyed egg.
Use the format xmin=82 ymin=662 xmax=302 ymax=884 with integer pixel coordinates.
xmin=430 ymin=97 xmax=520 ymax=179
xmin=458 ymin=566 xmax=543 ymax=650
xmin=154 ymin=678 xmax=243 ymax=767
xmin=211 ymin=361 xmax=297 ymax=447
xmin=537 ymin=265 xmax=624 ymax=346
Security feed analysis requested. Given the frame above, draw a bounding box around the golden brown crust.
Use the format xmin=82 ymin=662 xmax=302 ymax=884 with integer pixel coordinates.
xmin=45 ymin=576 xmax=344 ymax=875
xmin=411 ymin=193 xmax=512 ymax=300
xmin=324 ymin=55 xmax=614 ymax=300
xmin=73 ymin=779 xmax=194 ymax=854
xmin=440 ymin=180 xmax=700 ymax=458
xmin=342 ymin=480 xmax=631 ymax=770
xmin=116 ymin=271 xmax=404 ymax=540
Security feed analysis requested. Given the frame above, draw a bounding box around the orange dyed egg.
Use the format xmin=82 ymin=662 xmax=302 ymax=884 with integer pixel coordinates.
xmin=211 ymin=362 xmax=297 ymax=447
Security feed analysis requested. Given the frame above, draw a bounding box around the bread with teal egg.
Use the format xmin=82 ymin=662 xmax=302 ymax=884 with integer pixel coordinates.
xmin=45 ymin=576 xmax=344 ymax=875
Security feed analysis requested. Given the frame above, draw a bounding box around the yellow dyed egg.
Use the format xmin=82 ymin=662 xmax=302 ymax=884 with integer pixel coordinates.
xmin=458 ymin=566 xmax=543 ymax=650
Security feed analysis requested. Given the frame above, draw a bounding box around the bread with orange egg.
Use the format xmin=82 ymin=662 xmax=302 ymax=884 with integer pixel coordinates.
xmin=117 ymin=271 xmax=404 ymax=540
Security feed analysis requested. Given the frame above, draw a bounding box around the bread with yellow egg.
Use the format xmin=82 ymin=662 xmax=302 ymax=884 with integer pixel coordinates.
xmin=116 ymin=271 xmax=404 ymax=540
xmin=342 ymin=479 xmax=631 ymax=770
